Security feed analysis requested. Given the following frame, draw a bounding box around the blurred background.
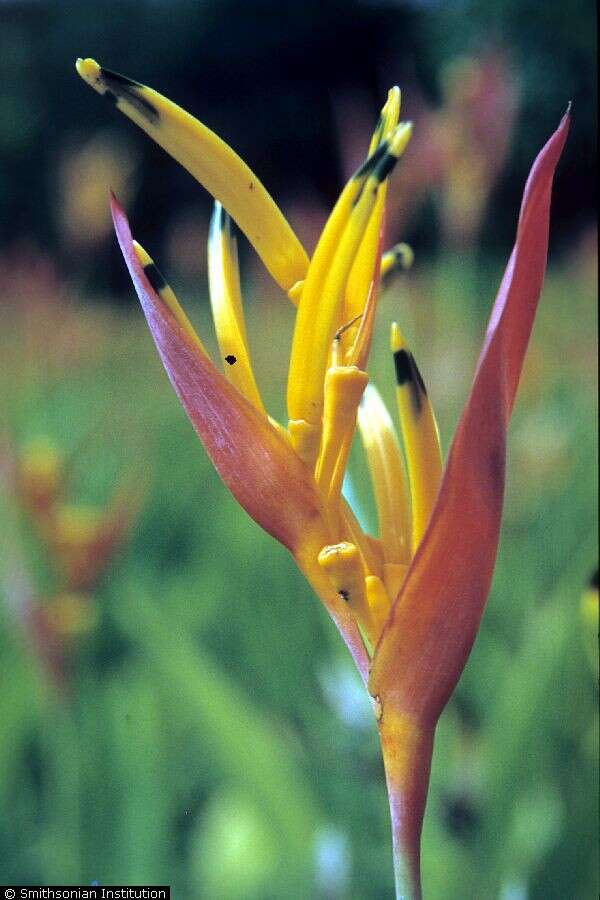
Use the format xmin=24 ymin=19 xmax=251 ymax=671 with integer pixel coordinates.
xmin=0 ymin=0 xmax=597 ymax=897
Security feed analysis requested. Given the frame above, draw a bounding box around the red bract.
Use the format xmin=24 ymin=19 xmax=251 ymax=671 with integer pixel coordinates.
xmin=370 ymin=109 xmax=570 ymax=896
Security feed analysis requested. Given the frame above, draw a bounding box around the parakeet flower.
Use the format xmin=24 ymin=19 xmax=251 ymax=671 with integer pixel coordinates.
xmin=76 ymin=57 xmax=569 ymax=898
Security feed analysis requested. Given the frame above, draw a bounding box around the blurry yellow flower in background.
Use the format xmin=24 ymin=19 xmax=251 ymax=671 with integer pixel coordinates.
xmin=57 ymin=130 xmax=138 ymax=250
xmin=4 ymin=435 xmax=144 ymax=690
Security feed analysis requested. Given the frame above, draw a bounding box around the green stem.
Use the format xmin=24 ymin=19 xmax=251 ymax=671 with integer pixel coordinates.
xmin=378 ymin=710 xmax=435 ymax=900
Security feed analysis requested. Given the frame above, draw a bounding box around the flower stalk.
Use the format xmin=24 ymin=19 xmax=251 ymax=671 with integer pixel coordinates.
xmin=379 ymin=712 xmax=435 ymax=899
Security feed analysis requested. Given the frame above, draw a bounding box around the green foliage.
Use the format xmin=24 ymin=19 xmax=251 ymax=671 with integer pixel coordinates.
xmin=1 ymin=256 xmax=597 ymax=897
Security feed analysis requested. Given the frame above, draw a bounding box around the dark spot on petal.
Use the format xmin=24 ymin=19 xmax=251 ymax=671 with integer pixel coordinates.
xmin=100 ymin=67 xmax=159 ymax=124
xmin=143 ymin=262 xmax=167 ymax=294
xmin=339 ymin=589 xmax=349 ymax=602
xmin=411 ymin=355 xmax=427 ymax=397
xmin=393 ymin=348 xmax=426 ymax=415
xmin=351 ymin=143 xmax=390 ymax=206
xmin=225 ymin=354 xmax=237 ymax=365
xmin=100 ymin=67 xmax=144 ymax=91
xmin=354 ymin=140 xmax=388 ymax=181
xmin=394 ymin=348 xmax=411 ymax=386
xmin=374 ymin=149 xmax=398 ymax=183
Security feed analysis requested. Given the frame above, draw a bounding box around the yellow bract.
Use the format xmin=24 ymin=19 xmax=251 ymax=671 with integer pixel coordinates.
xmin=318 ymin=542 xmax=376 ymax=643
xmin=132 ymin=242 xmax=209 ymax=358
xmin=380 ymin=243 xmax=414 ymax=279
xmin=344 ymin=88 xmax=402 ymax=334
xmin=287 ymin=122 xmax=413 ymax=462
xmin=358 ymin=384 xmax=411 ymax=567
xmin=207 ymin=203 xmax=265 ymax=415
xmin=76 ymin=57 xmax=309 ymax=292
xmin=316 ymin=365 xmax=369 ymax=500
xmin=391 ymin=323 xmax=443 ymax=551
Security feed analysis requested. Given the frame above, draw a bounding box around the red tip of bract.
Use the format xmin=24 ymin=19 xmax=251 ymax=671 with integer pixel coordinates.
xmin=110 ymin=194 xmax=324 ymax=553
xmin=371 ymin=111 xmax=570 ymax=726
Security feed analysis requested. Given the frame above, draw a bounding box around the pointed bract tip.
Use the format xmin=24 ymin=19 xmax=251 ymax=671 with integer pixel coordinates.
xmin=210 ymin=200 xmax=232 ymax=238
xmin=370 ymin=123 xmax=413 ymax=184
xmin=109 ymin=191 xmax=122 ymax=220
xmin=209 ymin=199 xmax=222 ymax=232
xmin=381 ymin=86 xmax=401 ymax=123
xmin=75 ymin=57 xmax=103 ymax=93
xmin=132 ymin=240 xmax=153 ymax=268
xmin=390 ymin=321 xmax=404 ymax=352
xmin=389 ymin=121 xmax=413 ymax=156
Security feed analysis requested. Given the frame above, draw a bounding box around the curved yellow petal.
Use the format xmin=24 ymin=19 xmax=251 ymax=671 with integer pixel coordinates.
xmin=344 ymin=89 xmax=402 ymax=330
xmin=287 ymin=124 xmax=413 ymax=460
xmin=342 ymin=86 xmax=401 ymax=348
xmin=365 ymin=574 xmax=393 ymax=641
xmin=318 ymin=542 xmax=375 ymax=644
xmin=208 ymin=203 xmax=265 ymax=415
xmin=380 ymin=243 xmax=414 ymax=280
xmin=391 ymin=323 xmax=442 ymax=553
xmin=315 ymin=364 xmax=368 ymax=503
xmin=358 ymin=384 xmax=412 ymax=566
xmin=368 ymin=86 xmax=401 ymax=155
xmin=76 ymin=57 xmax=308 ymax=292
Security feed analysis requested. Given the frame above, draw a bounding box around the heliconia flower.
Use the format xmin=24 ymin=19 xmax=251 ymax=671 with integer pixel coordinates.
xmin=17 ymin=437 xmax=63 ymax=520
xmin=15 ymin=436 xmax=144 ymax=595
xmin=76 ymin=57 xmax=569 ymax=898
xmin=48 ymin=484 xmax=142 ymax=594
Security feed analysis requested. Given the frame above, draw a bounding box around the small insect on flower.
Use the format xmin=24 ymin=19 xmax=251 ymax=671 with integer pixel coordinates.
xmin=76 ymin=56 xmax=569 ymax=899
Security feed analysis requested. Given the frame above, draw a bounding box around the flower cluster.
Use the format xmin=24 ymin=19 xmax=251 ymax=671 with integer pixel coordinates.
xmin=76 ymin=57 xmax=568 ymax=897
